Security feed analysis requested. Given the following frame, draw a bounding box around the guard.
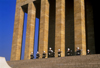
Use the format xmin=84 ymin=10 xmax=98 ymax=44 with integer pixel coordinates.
xmin=76 ymin=47 xmax=81 ymax=55
xmin=30 ymin=52 xmax=34 ymax=59
xmin=36 ymin=51 xmax=40 ymax=59
xmin=48 ymin=47 xmax=54 ymax=57
xmin=58 ymin=49 xmax=61 ymax=57
xmin=42 ymin=51 xmax=46 ymax=58
xmin=87 ymin=49 xmax=90 ymax=55
xmin=67 ymin=48 xmax=71 ymax=56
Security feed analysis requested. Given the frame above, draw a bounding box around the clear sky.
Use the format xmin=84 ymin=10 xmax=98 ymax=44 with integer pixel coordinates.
xmin=0 ymin=0 xmax=39 ymax=61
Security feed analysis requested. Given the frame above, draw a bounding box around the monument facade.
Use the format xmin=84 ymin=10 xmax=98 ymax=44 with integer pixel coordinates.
xmin=11 ymin=0 xmax=98 ymax=61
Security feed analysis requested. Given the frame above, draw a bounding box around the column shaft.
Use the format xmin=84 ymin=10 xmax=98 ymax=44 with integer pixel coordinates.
xmin=39 ymin=0 xmax=49 ymax=58
xmin=11 ymin=6 xmax=24 ymax=61
xmin=24 ymin=2 xmax=36 ymax=59
xmin=55 ymin=0 xmax=65 ymax=57
xmin=74 ymin=0 xmax=86 ymax=55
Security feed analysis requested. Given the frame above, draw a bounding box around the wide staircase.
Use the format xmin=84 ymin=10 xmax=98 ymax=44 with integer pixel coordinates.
xmin=7 ymin=54 xmax=100 ymax=68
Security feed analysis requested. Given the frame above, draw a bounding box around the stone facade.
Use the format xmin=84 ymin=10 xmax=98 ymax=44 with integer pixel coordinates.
xmin=11 ymin=0 xmax=97 ymax=61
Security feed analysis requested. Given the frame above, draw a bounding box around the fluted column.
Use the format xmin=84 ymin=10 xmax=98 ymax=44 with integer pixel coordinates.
xmin=74 ymin=0 xmax=86 ymax=55
xmin=24 ymin=2 xmax=36 ymax=59
xmin=11 ymin=6 xmax=24 ymax=61
xmin=38 ymin=0 xmax=49 ymax=58
xmin=55 ymin=0 xmax=65 ymax=57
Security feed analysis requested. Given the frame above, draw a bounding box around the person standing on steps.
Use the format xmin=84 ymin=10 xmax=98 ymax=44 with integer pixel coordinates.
xmin=76 ymin=47 xmax=82 ymax=55
xmin=58 ymin=49 xmax=62 ymax=57
xmin=36 ymin=51 xmax=40 ymax=59
xmin=48 ymin=47 xmax=54 ymax=57
xmin=30 ymin=52 xmax=34 ymax=59
xmin=87 ymin=49 xmax=90 ymax=55
xmin=42 ymin=51 xmax=46 ymax=58
xmin=67 ymin=48 xmax=71 ymax=56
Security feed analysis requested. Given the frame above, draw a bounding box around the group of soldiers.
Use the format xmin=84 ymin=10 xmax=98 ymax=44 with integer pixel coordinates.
xmin=30 ymin=47 xmax=90 ymax=59
xmin=30 ymin=51 xmax=46 ymax=59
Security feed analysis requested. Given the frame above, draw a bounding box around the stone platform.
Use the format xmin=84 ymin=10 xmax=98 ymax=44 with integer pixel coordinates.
xmin=7 ymin=54 xmax=100 ymax=68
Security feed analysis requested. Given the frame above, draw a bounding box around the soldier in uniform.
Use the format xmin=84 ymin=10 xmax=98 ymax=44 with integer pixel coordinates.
xmin=42 ymin=51 xmax=46 ymax=58
xmin=87 ymin=49 xmax=90 ymax=55
xmin=30 ymin=52 xmax=34 ymax=59
xmin=48 ymin=47 xmax=54 ymax=57
xmin=36 ymin=51 xmax=40 ymax=59
xmin=67 ymin=48 xmax=71 ymax=56
xmin=76 ymin=47 xmax=82 ymax=55
xmin=58 ymin=49 xmax=62 ymax=57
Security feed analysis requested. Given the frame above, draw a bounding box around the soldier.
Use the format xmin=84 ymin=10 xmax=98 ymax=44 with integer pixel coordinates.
xmin=87 ymin=49 xmax=90 ymax=55
xmin=67 ymin=48 xmax=71 ymax=56
xmin=42 ymin=51 xmax=46 ymax=58
xmin=58 ymin=49 xmax=61 ymax=57
xmin=48 ymin=47 xmax=54 ymax=57
xmin=58 ymin=49 xmax=62 ymax=57
xmin=76 ymin=47 xmax=82 ymax=55
xmin=30 ymin=52 xmax=34 ymax=59
xmin=36 ymin=51 xmax=40 ymax=59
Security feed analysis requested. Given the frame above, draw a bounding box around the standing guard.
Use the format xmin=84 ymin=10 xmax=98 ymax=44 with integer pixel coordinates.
xmin=36 ymin=51 xmax=40 ymax=59
xmin=87 ymin=49 xmax=90 ymax=55
xmin=48 ymin=47 xmax=54 ymax=57
xmin=58 ymin=49 xmax=62 ymax=57
xmin=76 ymin=47 xmax=82 ymax=55
xmin=67 ymin=48 xmax=71 ymax=56
xmin=42 ymin=51 xmax=46 ymax=58
xmin=30 ymin=52 xmax=34 ymax=59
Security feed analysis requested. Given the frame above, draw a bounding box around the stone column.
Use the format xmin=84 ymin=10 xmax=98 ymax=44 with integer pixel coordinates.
xmin=24 ymin=2 xmax=36 ymax=59
xmin=11 ymin=6 xmax=24 ymax=61
xmin=74 ymin=0 xmax=86 ymax=55
xmin=55 ymin=0 xmax=65 ymax=57
xmin=38 ymin=0 xmax=49 ymax=58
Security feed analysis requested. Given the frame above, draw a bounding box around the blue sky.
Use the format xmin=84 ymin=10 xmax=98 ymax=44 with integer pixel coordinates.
xmin=0 ymin=0 xmax=39 ymax=61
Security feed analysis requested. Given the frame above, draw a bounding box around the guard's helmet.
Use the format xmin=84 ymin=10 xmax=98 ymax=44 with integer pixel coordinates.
xmin=58 ymin=49 xmax=60 ymax=51
xmin=49 ymin=47 xmax=51 ymax=49
xmin=77 ymin=47 xmax=79 ymax=49
xmin=68 ymin=48 xmax=70 ymax=50
xmin=37 ymin=51 xmax=39 ymax=53
xmin=87 ymin=49 xmax=89 ymax=51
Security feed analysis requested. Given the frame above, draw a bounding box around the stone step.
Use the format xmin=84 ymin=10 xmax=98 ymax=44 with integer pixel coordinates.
xmin=7 ymin=54 xmax=100 ymax=68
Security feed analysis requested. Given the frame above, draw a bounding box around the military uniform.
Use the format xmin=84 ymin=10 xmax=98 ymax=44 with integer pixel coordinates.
xmin=87 ymin=49 xmax=90 ymax=55
xmin=42 ymin=53 xmax=46 ymax=58
xmin=30 ymin=54 xmax=34 ymax=59
xmin=36 ymin=53 xmax=40 ymax=59
xmin=67 ymin=50 xmax=71 ymax=56
xmin=76 ymin=49 xmax=81 ymax=55
xmin=48 ymin=49 xmax=54 ymax=57
xmin=58 ymin=51 xmax=61 ymax=57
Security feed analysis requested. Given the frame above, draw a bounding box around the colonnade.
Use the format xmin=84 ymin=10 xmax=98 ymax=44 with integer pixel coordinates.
xmin=11 ymin=0 xmax=86 ymax=61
